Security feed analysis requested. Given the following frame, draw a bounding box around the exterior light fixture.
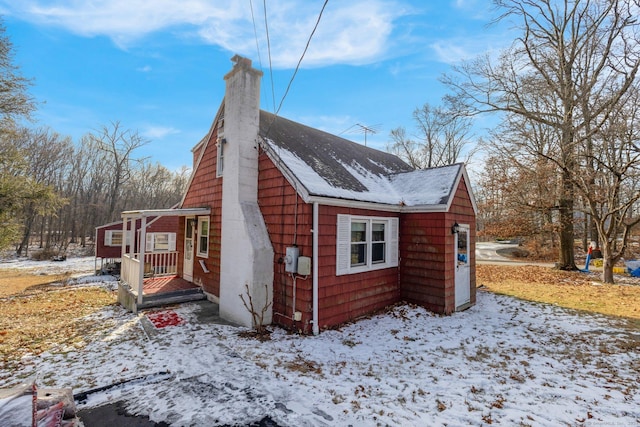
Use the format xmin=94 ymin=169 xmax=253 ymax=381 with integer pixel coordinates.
xmin=451 ymin=222 xmax=460 ymax=234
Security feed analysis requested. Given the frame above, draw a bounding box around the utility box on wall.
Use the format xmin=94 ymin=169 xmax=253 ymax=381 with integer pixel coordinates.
xmin=285 ymin=246 xmax=299 ymax=273
xmin=297 ymin=256 xmax=311 ymax=276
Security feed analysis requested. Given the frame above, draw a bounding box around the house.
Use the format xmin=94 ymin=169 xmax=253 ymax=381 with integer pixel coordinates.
xmin=117 ymin=55 xmax=477 ymax=334
xmin=95 ymin=216 xmax=180 ymax=275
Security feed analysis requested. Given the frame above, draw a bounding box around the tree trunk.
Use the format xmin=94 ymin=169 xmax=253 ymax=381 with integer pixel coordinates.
xmin=601 ymin=243 xmax=615 ymax=284
xmin=582 ymin=212 xmax=588 ymax=252
xmin=17 ymin=222 xmax=32 ymax=256
xmin=557 ymin=169 xmax=577 ymax=270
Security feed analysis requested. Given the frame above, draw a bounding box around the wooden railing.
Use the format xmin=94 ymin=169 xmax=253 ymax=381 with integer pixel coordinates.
xmin=121 ymin=253 xmax=142 ymax=295
xmin=143 ymin=251 xmax=179 ymax=276
xmin=121 ymin=251 xmax=179 ymax=299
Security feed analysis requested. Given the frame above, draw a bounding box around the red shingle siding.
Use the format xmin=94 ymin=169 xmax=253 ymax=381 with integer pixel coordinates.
xmin=400 ymin=176 xmax=476 ymax=314
xmin=400 ymin=212 xmax=450 ymax=313
xmin=95 ymin=217 xmax=179 ymax=259
xmin=258 ymin=151 xmax=314 ymax=332
xmin=446 ymin=176 xmax=477 ymax=309
xmin=181 ymin=130 xmax=223 ymax=297
xmin=258 ymin=154 xmax=402 ymax=332
xmin=316 ymin=205 xmax=401 ymax=330
xmin=256 ymin=157 xmax=478 ymax=331
xmin=96 ymin=222 xmax=128 ymax=259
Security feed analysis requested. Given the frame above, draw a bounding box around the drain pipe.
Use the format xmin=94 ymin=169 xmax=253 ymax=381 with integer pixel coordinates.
xmin=312 ymin=202 xmax=319 ymax=335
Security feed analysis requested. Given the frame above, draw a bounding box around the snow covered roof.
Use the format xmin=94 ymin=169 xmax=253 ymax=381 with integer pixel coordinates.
xmin=259 ymin=111 xmax=468 ymax=210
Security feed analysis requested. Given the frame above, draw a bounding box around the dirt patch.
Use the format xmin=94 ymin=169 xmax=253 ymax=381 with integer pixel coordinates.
xmin=477 ymin=264 xmax=640 ymax=323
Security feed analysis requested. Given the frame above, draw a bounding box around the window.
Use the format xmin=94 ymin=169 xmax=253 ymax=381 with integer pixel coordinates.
xmin=216 ymin=136 xmax=225 ymax=177
xmin=371 ymin=222 xmax=386 ymax=264
xmin=337 ymin=215 xmax=398 ymax=275
xmin=145 ymin=233 xmax=176 ymax=252
xmin=105 ymin=230 xmax=131 ymax=247
xmin=197 ymin=217 xmax=210 ymax=257
xmin=350 ymin=221 xmax=367 ymax=266
xmin=457 ymin=227 xmax=469 ymax=265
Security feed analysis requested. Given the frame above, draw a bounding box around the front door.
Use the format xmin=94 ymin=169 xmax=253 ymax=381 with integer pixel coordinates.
xmin=455 ymin=224 xmax=471 ymax=309
xmin=183 ymin=218 xmax=196 ymax=282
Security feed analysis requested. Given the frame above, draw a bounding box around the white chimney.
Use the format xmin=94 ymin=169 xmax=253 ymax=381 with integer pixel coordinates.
xmin=219 ymin=55 xmax=274 ymax=328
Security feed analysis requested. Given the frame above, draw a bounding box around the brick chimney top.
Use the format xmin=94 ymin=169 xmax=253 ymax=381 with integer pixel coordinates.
xmin=231 ymin=54 xmax=252 ymax=69
xmin=225 ymin=55 xmax=262 ymax=81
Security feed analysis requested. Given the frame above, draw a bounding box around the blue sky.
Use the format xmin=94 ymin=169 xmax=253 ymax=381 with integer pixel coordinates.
xmin=0 ymin=0 xmax=510 ymax=171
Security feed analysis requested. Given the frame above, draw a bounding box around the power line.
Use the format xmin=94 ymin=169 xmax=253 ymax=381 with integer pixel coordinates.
xmin=248 ymin=0 xmax=267 ymax=102
xmin=263 ymin=0 xmax=329 ymax=139
xmin=274 ymin=0 xmax=328 ymax=116
xmin=262 ymin=0 xmax=276 ymax=112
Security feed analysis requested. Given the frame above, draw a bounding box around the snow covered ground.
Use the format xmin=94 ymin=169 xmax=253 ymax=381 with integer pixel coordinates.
xmin=1 ymin=256 xmax=638 ymax=426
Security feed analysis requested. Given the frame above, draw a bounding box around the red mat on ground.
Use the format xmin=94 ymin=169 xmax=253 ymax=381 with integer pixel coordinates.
xmin=146 ymin=310 xmax=185 ymax=328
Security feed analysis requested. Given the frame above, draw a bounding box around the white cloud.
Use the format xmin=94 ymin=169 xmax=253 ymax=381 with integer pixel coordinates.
xmin=142 ymin=125 xmax=179 ymax=139
xmin=137 ymin=65 xmax=152 ymax=72
xmin=5 ymin=0 xmax=412 ymax=68
xmin=431 ymin=39 xmax=477 ymax=64
xmin=452 ymin=0 xmax=493 ymax=20
xmin=430 ymin=32 xmax=512 ymax=65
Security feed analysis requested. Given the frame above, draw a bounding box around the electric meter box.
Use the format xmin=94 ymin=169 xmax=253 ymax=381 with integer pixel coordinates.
xmin=285 ymin=246 xmax=299 ymax=273
xmin=297 ymin=256 xmax=311 ymax=276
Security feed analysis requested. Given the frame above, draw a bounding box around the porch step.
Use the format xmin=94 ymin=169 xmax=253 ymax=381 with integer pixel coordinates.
xmin=137 ymin=288 xmax=207 ymax=310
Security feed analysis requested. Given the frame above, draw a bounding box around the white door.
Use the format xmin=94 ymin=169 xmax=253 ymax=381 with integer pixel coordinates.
xmin=183 ymin=218 xmax=196 ymax=282
xmin=455 ymin=224 xmax=471 ymax=309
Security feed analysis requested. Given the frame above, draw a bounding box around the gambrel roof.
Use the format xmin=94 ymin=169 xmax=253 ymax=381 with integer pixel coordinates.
xmin=258 ymin=110 xmax=476 ymax=213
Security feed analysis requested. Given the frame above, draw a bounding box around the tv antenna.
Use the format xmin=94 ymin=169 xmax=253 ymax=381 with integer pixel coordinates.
xmin=340 ymin=123 xmax=381 ymax=146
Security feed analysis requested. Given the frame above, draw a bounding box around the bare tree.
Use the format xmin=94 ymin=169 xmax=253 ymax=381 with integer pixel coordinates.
xmin=443 ymin=0 xmax=640 ymax=270
xmin=15 ymin=128 xmax=70 ymax=255
xmin=574 ymin=86 xmax=640 ymax=283
xmin=0 ymin=20 xmax=35 ymax=125
xmin=388 ymin=101 xmax=475 ymax=169
xmin=477 ymin=115 xmax=562 ymax=249
xmin=90 ymin=121 xmax=149 ymax=222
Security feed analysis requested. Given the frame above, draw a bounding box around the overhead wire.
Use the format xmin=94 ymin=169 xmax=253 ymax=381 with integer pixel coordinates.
xmin=262 ymin=0 xmax=277 ymax=112
xmin=249 ymin=0 xmax=269 ymax=106
xmin=249 ymin=1 xmax=264 ymax=73
xmin=263 ymin=0 xmax=329 ymax=140
xmin=274 ymin=0 xmax=328 ymax=117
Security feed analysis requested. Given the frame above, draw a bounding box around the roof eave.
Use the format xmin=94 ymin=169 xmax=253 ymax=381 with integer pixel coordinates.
xmin=442 ymin=164 xmax=478 ymax=215
xmin=306 ymin=195 xmax=403 ymax=212
xmin=259 ymin=137 xmax=312 ymax=202
xmin=121 ymin=207 xmax=211 ymax=218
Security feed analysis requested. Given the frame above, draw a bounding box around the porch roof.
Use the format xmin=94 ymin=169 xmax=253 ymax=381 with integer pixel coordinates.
xmin=121 ymin=207 xmax=211 ymax=219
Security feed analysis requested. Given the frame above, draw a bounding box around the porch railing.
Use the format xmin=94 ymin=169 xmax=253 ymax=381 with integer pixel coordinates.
xmin=143 ymin=251 xmax=179 ymax=276
xmin=121 ymin=253 xmax=141 ymax=294
xmin=121 ymin=251 xmax=179 ymax=296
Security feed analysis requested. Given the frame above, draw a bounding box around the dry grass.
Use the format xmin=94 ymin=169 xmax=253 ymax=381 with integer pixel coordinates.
xmin=0 ymin=269 xmax=76 ymax=297
xmin=0 ymin=269 xmax=116 ymax=368
xmin=477 ymin=265 xmax=640 ymax=323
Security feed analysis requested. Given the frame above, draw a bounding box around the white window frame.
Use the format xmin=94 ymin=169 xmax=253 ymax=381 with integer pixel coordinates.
xmin=144 ymin=232 xmax=176 ymax=253
xmin=197 ymin=216 xmax=210 ymax=258
xmin=105 ymin=230 xmax=131 ymax=247
xmin=336 ymin=214 xmax=398 ymax=276
xmin=216 ymin=136 xmax=225 ymax=178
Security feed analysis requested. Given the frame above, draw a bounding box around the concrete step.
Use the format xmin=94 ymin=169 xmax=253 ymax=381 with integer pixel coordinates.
xmin=137 ymin=288 xmax=206 ymax=310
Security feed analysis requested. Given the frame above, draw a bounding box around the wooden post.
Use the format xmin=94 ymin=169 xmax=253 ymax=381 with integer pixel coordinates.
xmin=138 ymin=215 xmax=146 ymax=305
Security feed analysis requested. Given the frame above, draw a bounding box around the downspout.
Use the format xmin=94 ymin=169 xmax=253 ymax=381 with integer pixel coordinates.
xmin=312 ymin=202 xmax=319 ymax=335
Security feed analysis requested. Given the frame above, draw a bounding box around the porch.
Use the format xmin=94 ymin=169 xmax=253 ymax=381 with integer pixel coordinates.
xmin=117 ymin=207 xmax=211 ymax=313
xmin=118 ymin=274 xmax=206 ymax=312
